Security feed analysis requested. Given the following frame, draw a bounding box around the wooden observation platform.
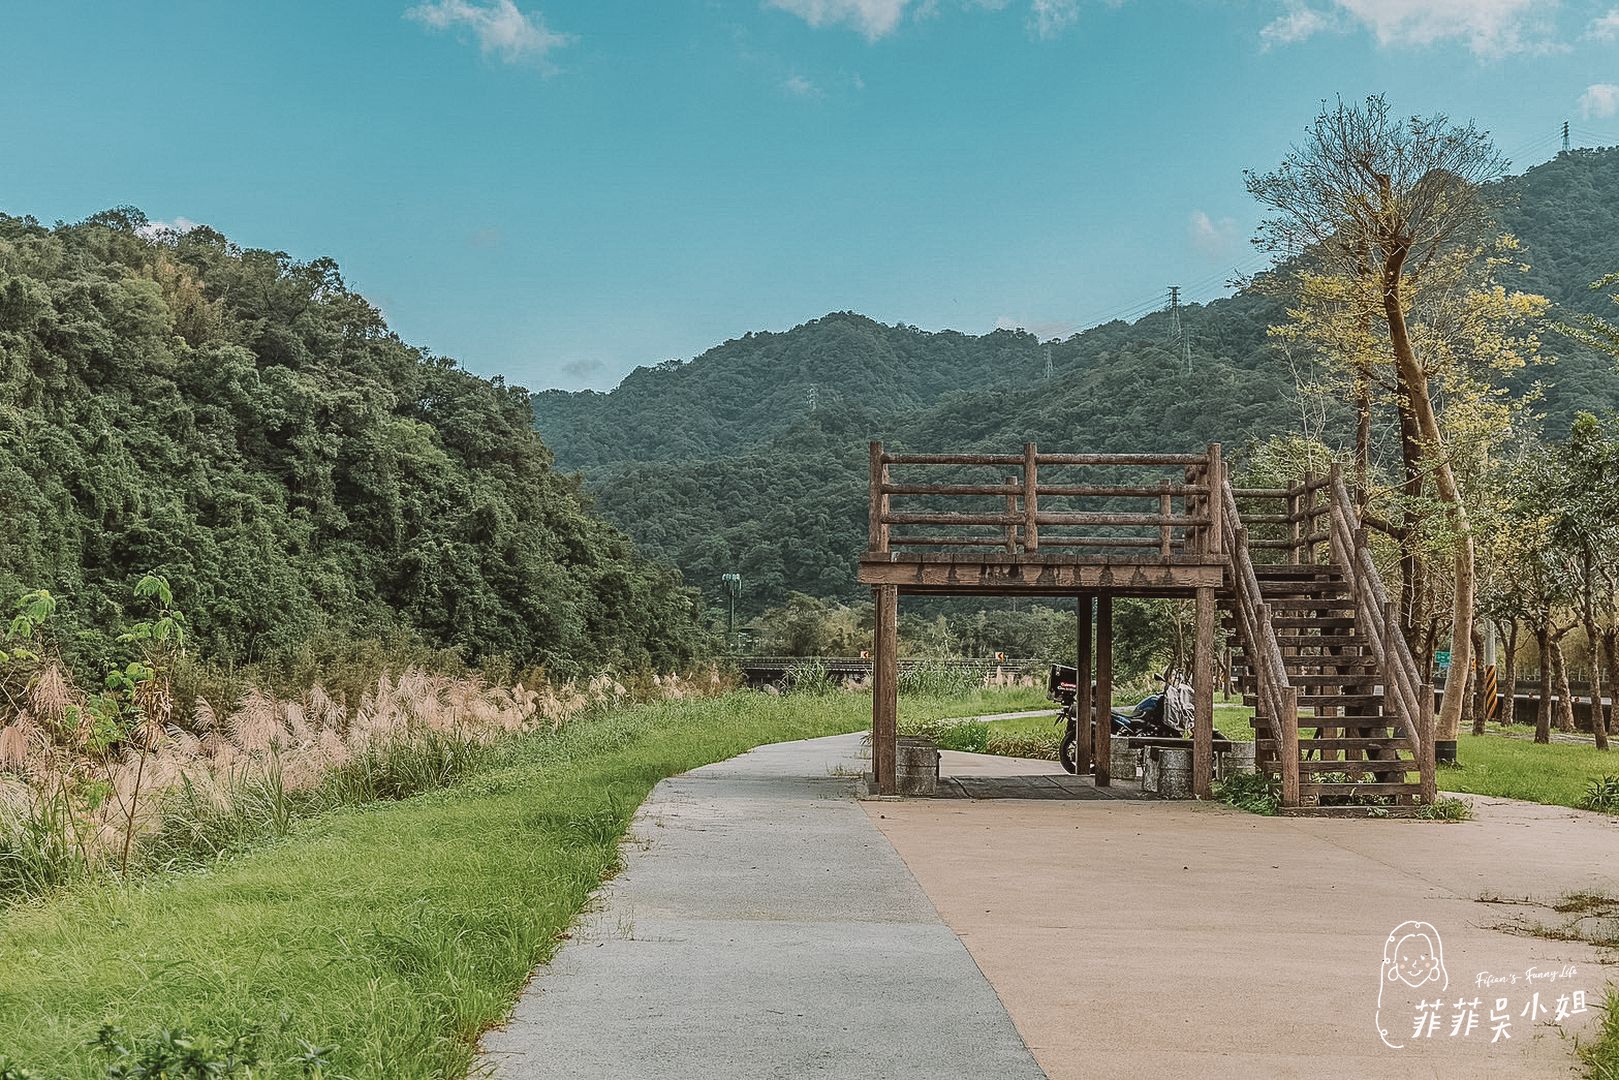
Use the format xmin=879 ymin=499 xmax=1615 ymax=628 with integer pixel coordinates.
xmin=857 ymin=442 xmax=1437 ymax=813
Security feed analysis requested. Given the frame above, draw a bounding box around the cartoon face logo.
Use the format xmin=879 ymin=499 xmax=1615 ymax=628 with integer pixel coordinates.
xmin=1377 ymin=920 xmax=1448 ymax=1049
xmin=1388 ymin=930 xmax=1444 ymax=987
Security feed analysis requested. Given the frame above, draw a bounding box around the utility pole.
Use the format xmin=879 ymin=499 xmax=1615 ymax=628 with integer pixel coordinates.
xmin=1563 ymin=120 xmax=1570 ymax=153
xmin=1168 ymin=286 xmax=1191 ymax=375
xmin=722 ymin=573 xmax=742 ymax=650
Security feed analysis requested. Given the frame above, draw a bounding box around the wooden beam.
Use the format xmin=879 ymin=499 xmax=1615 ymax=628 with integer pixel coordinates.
xmin=1095 ymin=594 xmax=1113 ymax=787
xmin=1193 ymin=585 xmax=1215 ymax=799
xmin=873 ymin=585 xmax=899 ymax=795
xmin=1076 ymin=593 xmax=1093 ymax=777
xmin=868 ymin=442 xmax=889 ymax=554
xmin=857 ymin=559 xmax=1224 ymax=592
xmin=1023 ymin=442 xmax=1039 ymax=552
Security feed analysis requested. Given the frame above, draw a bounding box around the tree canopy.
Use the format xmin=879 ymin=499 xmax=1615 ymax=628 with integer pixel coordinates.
xmin=0 ymin=209 xmax=707 ymax=676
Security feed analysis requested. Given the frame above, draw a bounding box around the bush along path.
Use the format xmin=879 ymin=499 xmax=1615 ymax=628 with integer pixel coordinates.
xmin=0 ymin=692 xmax=872 ymax=1080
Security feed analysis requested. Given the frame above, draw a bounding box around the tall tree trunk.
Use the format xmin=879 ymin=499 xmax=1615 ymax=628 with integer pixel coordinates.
xmin=1535 ymin=623 xmax=1552 ymax=745
xmin=1604 ymin=628 xmax=1619 ymax=744
xmin=1550 ymin=637 xmax=1577 ymax=734
xmin=1381 ymin=252 xmax=1474 ymax=748
xmin=1500 ymin=618 xmax=1519 ymax=727
xmin=1588 ymin=620 xmax=1610 ymax=751
xmin=1354 ymin=367 xmax=1372 ymax=504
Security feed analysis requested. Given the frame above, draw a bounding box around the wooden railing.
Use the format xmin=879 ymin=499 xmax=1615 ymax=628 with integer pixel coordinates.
xmin=1229 ymin=474 xmax=1333 ymax=564
xmin=1219 ymin=479 xmax=1300 ymax=806
xmin=867 ymin=442 xmax=1226 ymax=558
xmin=1324 ymin=465 xmax=1437 ymax=802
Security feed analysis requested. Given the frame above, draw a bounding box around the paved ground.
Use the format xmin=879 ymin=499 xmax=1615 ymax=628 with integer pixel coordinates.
xmin=867 ymin=787 xmax=1614 ymax=1079
xmin=479 ymin=733 xmax=1045 ymax=1079
xmin=484 ymin=733 xmax=1613 ymax=1080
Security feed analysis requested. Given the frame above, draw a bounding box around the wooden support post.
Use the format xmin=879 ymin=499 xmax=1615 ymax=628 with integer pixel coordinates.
xmin=873 ymin=585 xmax=899 ymax=795
xmin=1159 ymin=480 xmax=1172 ymax=558
xmin=1302 ymin=473 xmax=1316 ymax=564
xmin=1076 ymin=593 xmax=1093 ymax=777
xmin=1004 ymin=476 xmax=1020 ymax=553
xmin=868 ymin=441 xmax=889 ymax=554
xmin=1023 ymin=442 xmax=1039 ymax=552
xmin=1207 ymin=443 xmax=1224 ymax=554
xmin=1193 ymin=585 xmax=1215 ymax=798
xmin=1095 ymin=593 xmax=1113 ymax=787
xmin=1287 ymin=483 xmax=1302 ymax=566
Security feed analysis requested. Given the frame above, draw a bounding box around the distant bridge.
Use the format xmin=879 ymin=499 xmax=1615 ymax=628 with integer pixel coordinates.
xmin=734 ymin=655 xmax=1039 ymax=688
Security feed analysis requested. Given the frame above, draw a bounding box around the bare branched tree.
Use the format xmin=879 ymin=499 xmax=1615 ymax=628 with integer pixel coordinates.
xmin=1245 ymin=95 xmax=1509 ymax=749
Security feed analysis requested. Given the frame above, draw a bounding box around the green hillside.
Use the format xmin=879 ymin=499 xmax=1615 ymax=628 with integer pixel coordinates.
xmin=0 ymin=209 xmax=706 ymax=676
xmin=534 ymin=148 xmax=1619 ymax=615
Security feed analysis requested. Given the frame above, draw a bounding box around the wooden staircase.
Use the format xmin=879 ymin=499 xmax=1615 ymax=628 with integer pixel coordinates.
xmin=1218 ymin=469 xmax=1437 ymax=814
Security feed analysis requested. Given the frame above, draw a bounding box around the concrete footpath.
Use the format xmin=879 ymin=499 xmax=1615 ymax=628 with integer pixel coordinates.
xmin=484 ymin=733 xmax=1611 ymax=1080
xmin=479 ymin=733 xmax=1044 ymax=1079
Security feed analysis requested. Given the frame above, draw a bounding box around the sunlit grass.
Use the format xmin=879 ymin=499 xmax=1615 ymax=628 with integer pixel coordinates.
xmin=1441 ymin=733 xmax=1619 ymax=810
xmin=0 ymin=692 xmax=869 ymax=1080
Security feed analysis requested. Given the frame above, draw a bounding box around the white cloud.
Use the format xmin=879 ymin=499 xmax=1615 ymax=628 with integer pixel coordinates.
xmin=1260 ymin=2 xmax=1338 ymax=47
xmin=406 ymin=0 xmax=571 ymax=64
xmin=764 ymin=0 xmax=913 ymax=40
xmin=1260 ymin=0 xmax=1553 ymax=57
xmin=1188 ymin=210 xmax=1240 ymax=257
xmin=1029 ymin=0 xmax=1081 ymax=38
xmin=766 ymin=0 xmax=1109 ymax=40
xmin=1589 ymin=7 xmax=1619 ymax=39
xmin=1582 ymin=82 xmax=1619 ymax=119
xmin=136 ymin=216 xmax=201 ymax=240
xmin=783 ymin=73 xmax=824 ymax=97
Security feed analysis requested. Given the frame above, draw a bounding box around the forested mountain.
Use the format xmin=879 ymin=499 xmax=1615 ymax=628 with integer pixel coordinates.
xmin=0 ymin=209 xmax=706 ymax=676
xmin=536 ymin=148 xmax=1619 ymax=614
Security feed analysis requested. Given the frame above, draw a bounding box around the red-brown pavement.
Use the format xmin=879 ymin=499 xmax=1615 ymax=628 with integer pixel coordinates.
xmin=865 ymin=756 xmax=1613 ymax=1080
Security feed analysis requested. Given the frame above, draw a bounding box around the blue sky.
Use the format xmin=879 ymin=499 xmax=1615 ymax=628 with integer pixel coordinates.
xmin=2 ymin=2 xmax=1617 ymax=391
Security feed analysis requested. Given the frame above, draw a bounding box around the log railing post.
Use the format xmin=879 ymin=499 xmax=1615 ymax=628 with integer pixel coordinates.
xmin=1004 ymin=476 xmax=1020 ymax=553
xmin=1023 ymin=442 xmax=1039 ymax=552
xmin=868 ymin=441 xmax=889 ymax=554
xmin=1207 ymin=444 xmax=1224 ymax=554
xmin=1287 ymin=483 xmax=1302 ymax=566
xmin=1159 ymin=480 xmax=1173 ymax=558
xmin=1279 ymin=684 xmax=1301 ymax=808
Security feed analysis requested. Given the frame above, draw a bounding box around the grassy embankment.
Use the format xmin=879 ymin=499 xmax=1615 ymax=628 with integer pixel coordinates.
xmin=0 ymin=688 xmax=1009 ymax=1080
xmin=1441 ymin=731 xmax=1619 ymax=809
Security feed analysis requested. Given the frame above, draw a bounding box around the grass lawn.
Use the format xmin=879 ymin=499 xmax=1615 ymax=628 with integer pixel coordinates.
xmin=1441 ymin=732 xmax=1618 ymax=810
xmin=0 ymin=690 xmax=903 ymax=1080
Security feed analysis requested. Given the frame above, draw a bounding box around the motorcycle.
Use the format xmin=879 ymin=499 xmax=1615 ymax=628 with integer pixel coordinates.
xmin=1046 ymin=666 xmax=1206 ymax=775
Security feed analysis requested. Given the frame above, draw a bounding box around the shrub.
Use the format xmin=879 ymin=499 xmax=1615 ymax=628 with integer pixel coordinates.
xmin=985 ymin=731 xmax=1060 ymax=760
xmin=782 ymin=659 xmax=834 ymax=696
xmin=1584 ymin=775 xmax=1619 ymax=812
xmin=1217 ymin=772 xmax=1280 ymax=815
xmin=897 ymin=661 xmax=980 ymax=697
xmin=932 ymin=721 xmax=990 ymax=754
xmin=1415 ymin=796 xmax=1474 ymax=821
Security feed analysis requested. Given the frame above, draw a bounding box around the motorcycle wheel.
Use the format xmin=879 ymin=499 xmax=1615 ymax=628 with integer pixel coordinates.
xmin=1059 ymin=720 xmax=1079 ymax=774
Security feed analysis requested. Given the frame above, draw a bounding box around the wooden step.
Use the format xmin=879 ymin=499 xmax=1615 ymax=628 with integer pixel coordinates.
xmin=1306 ymin=782 xmax=1423 ymax=797
xmin=1270 ymin=616 xmax=1357 ymax=629
xmin=1296 ymin=737 xmax=1414 ymax=753
xmin=1276 ymin=673 xmax=1381 ymax=686
xmin=1273 ymin=635 xmax=1366 ymax=647
xmin=1254 ymin=565 xmax=1342 ymax=577
xmin=1262 ymin=597 xmax=1355 ymax=610
xmin=1297 ymin=758 xmax=1417 ymax=775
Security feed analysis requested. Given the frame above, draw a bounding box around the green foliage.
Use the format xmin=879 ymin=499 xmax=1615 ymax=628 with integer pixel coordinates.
xmin=1217 ymin=772 xmax=1280 ymax=816
xmin=1414 ymin=796 xmax=1474 ymax=821
xmin=983 ymin=729 xmax=1058 ymax=760
xmin=781 ymin=658 xmax=834 ymax=695
xmin=895 ymin=660 xmax=980 ymax=697
xmin=0 ymin=211 xmax=706 ymax=677
xmin=537 ymin=149 xmax=1619 ymax=615
xmin=0 ymin=692 xmax=870 ymax=1079
xmin=1583 ymin=775 xmax=1619 ymax=813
